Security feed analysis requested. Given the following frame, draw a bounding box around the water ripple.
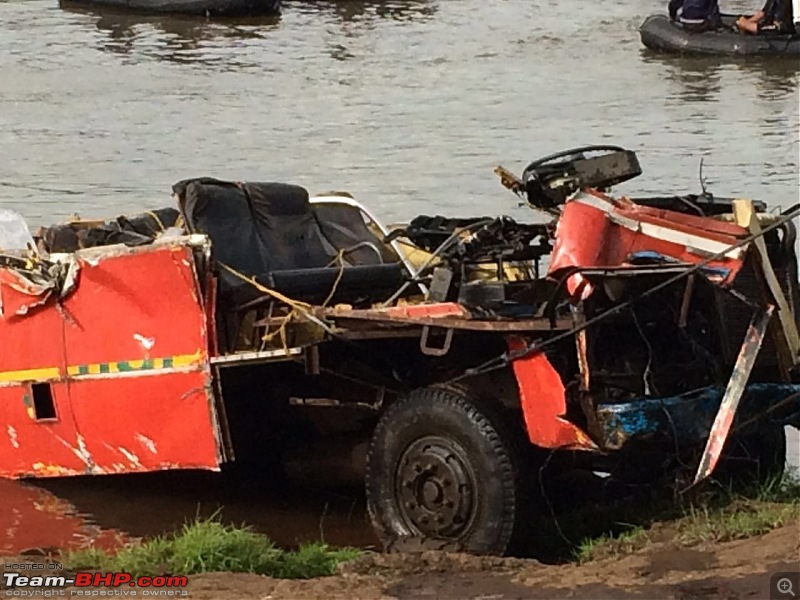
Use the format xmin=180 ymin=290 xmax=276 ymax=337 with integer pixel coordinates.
xmin=0 ymin=0 xmax=797 ymax=228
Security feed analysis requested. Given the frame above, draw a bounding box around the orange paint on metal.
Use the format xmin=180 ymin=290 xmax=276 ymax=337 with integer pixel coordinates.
xmin=383 ymin=302 xmax=469 ymax=319
xmin=506 ymin=336 xmax=597 ymax=450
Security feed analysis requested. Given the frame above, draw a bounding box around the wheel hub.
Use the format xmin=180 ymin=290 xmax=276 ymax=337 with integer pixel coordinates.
xmin=395 ymin=436 xmax=476 ymax=538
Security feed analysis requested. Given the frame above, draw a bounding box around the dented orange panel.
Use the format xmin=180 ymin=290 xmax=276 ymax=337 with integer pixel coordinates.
xmin=0 ymin=241 xmax=224 ymax=479
xmin=506 ymin=336 xmax=597 ymax=451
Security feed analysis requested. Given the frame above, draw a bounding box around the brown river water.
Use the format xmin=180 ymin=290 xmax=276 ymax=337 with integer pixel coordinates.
xmin=1 ymin=0 xmax=799 ymax=555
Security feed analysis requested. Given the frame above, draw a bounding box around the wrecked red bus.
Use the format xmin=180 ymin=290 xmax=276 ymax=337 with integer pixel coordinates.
xmin=1 ymin=146 xmax=799 ymax=555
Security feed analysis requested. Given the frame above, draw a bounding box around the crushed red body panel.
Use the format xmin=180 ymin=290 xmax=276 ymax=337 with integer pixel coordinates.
xmin=0 ymin=268 xmax=56 ymax=318
xmin=0 ymin=241 xmax=223 ymax=479
xmin=548 ymin=190 xmax=749 ymax=299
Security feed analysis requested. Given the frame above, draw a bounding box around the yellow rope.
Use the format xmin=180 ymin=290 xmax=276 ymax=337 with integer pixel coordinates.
xmin=219 ymin=263 xmax=312 ymax=353
xmin=322 ymin=249 xmax=348 ymax=308
xmin=220 ymin=263 xmax=312 ymax=311
xmin=146 ymin=211 xmax=166 ymax=232
xmin=219 ymin=254 xmax=352 ymax=352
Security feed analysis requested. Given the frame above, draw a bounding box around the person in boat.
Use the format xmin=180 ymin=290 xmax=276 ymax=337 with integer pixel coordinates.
xmin=668 ymin=0 xmax=722 ymax=31
xmin=736 ymin=0 xmax=796 ymax=34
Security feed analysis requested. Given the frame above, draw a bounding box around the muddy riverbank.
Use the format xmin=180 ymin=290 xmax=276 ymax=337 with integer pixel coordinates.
xmin=3 ymin=519 xmax=796 ymax=599
xmin=181 ymin=522 xmax=800 ymax=599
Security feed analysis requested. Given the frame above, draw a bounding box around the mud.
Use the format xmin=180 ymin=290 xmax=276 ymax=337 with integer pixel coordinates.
xmin=4 ymin=437 xmax=798 ymax=561
xmin=172 ymin=521 xmax=800 ymax=599
xmin=1 ymin=469 xmax=798 ymax=599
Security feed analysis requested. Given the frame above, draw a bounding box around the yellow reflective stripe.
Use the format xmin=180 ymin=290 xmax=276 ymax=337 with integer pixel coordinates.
xmin=0 ymin=367 xmax=60 ymax=383
xmin=4 ymin=352 xmax=205 ymax=383
xmin=171 ymin=352 xmax=203 ymax=368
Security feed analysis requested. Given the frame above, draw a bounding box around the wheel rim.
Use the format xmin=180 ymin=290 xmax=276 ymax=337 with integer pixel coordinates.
xmin=394 ymin=435 xmax=478 ymax=539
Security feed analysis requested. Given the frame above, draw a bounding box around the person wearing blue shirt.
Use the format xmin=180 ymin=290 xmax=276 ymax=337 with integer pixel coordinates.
xmin=668 ymin=0 xmax=722 ymax=31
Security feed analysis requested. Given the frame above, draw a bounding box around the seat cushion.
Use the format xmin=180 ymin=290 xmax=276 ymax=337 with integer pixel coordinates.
xmin=174 ymin=178 xmax=408 ymax=308
xmin=174 ymin=178 xmax=335 ymax=274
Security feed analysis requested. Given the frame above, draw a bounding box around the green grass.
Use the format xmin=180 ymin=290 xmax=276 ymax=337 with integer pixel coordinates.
xmin=573 ymin=474 xmax=800 ymax=563
xmin=64 ymin=515 xmax=360 ymax=579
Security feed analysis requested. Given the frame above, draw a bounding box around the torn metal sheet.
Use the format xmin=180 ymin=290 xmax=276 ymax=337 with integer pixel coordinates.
xmin=0 ymin=241 xmax=225 ymax=479
xmin=693 ymin=306 xmax=774 ymax=485
xmin=506 ymin=335 xmax=597 ymax=450
xmin=548 ymin=190 xmax=750 ymax=300
xmin=0 ymin=263 xmax=60 ymax=318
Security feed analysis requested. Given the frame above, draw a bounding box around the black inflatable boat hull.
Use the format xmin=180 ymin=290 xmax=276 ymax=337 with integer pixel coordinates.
xmin=640 ymin=14 xmax=800 ymax=56
xmin=61 ymin=0 xmax=279 ymax=16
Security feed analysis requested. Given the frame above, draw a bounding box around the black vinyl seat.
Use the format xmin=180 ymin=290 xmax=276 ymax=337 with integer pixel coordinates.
xmin=172 ymin=177 xmax=405 ymax=308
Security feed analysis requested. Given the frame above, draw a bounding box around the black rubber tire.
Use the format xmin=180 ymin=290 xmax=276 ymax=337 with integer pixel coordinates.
xmin=713 ymin=427 xmax=787 ymax=491
xmin=365 ymin=385 xmax=520 ymax=556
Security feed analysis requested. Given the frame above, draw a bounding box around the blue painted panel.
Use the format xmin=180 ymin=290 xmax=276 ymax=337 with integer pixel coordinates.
xmin=596 ymin=383 xmax=800 ymax=449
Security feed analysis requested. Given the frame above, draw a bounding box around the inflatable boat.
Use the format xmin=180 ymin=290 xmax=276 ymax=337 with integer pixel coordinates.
xmin=59 ymin=0 xmax=279 ymax=17
xmin=640 ymin=13 xmax=800 ymax=56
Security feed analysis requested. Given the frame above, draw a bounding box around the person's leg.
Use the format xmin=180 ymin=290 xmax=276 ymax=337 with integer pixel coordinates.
xmin=736 ymin=10 xmax=765 ymax=32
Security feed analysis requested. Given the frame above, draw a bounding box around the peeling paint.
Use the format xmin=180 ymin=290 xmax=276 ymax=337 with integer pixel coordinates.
xmin=54 ymin=434 xmax=98 ymax=474
xmin=7 ymin=426 xmax=18 ymax=449
xmin=135 ymin=434 xmax=158 ymax=454
xmin=30 ymin=462 xmax=76 ymax=477
xmin=117 ymin=447 xmax=142 ymax=469
xmin=76 ymin=435 xmax=94 ymax=469
xmin=133 ymin=333 xmax=156 ymax=350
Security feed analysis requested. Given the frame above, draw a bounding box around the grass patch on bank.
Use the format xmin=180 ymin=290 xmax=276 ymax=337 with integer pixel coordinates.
xmin=574 ymin=475 xmax=800 ymax=563
xmin=64 ymin=516 xmax=360 ymax=579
